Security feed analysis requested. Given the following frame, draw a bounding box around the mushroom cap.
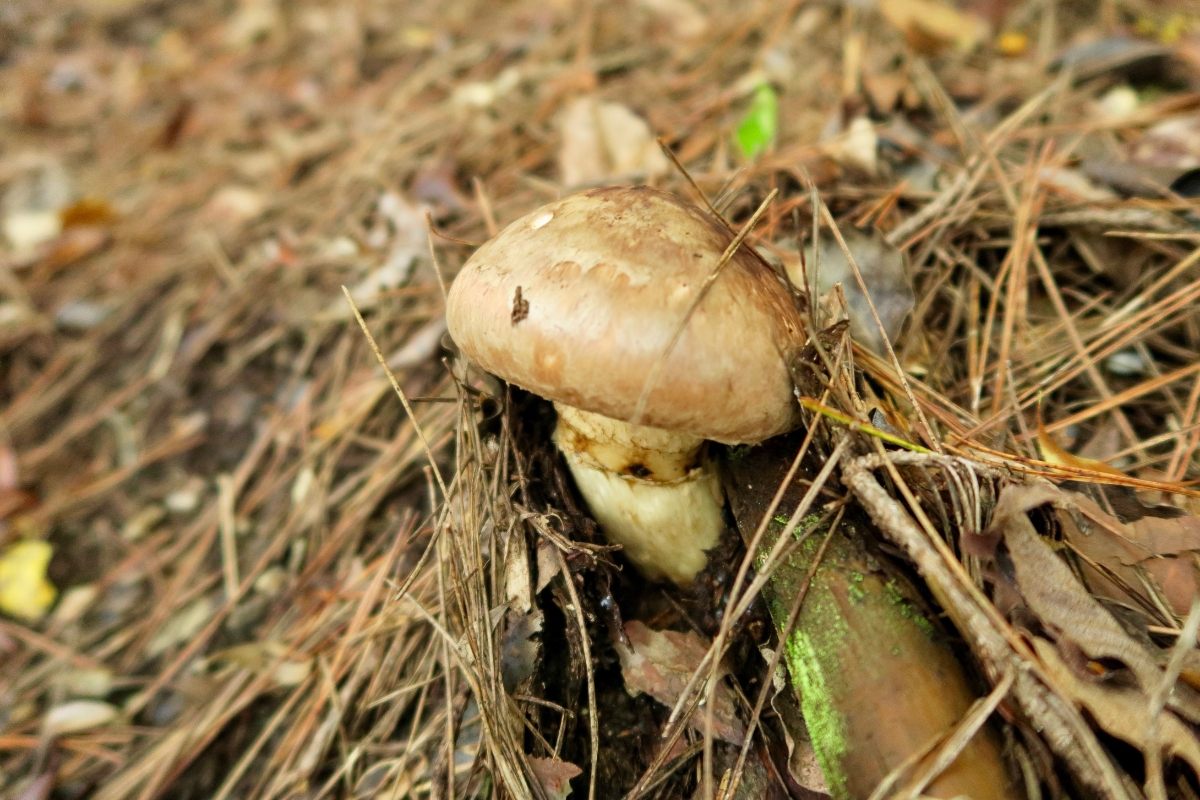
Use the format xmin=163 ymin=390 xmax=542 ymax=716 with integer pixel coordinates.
xmin=446 ymin=185 xmax=804 ymax=444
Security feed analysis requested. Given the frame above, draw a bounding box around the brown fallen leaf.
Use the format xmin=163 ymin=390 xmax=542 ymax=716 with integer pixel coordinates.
xmin=59 ymin=197 xmax=116 ymax=228
xmin=1056 ymin=483 xmax=1200 ymax=616
xmin=1032 ymin=637 xmax=1200 ymax=775
xmin=992 ymin=484 xmax=1163 ymax=691
xmin=1129 ymin=116 xmax=1200 ymax=172
xmin=991 ymin=484 xmax=1200 ymax=723
xmin=32 ymin=226 xmax=111 ymax=281
xmin=615 ymin=620 xmax=744 ymax=745
xmin=528 ymin=757 xmax=582 ymax=800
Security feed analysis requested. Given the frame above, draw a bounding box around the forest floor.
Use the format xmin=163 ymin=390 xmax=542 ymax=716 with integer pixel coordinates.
xmin=2 ymin=0 xmax=1200 ymax=798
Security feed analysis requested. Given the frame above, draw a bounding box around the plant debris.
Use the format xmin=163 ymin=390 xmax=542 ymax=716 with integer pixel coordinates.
xmin=4 ymin=1 xmax=1200 ymax=799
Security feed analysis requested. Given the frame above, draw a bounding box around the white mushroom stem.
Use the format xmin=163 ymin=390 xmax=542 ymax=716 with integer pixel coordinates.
xmin=552 ymin=403 xmax=725 ymax=586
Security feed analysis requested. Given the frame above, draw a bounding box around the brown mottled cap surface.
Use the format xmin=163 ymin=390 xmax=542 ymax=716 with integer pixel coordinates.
xmin=446 ymin=185 xmax=804 ymax=444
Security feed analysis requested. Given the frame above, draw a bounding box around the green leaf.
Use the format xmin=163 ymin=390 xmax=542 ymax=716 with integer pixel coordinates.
xmin=735 ymin=83 xmax=778 ymax=159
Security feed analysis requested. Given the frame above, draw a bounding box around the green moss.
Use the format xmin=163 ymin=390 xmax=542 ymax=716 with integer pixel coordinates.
xmin=884 ymin=579 xmax=936 ymax=638
xmin=779 ymin=581 xmax=851 ymax=798
xmin=727 ymin=444 xmax=752 ymax=462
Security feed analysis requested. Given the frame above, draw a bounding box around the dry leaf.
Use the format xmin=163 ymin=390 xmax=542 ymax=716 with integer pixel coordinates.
xmin=1036 ymin=414 xmax=1128 ymax=479
xmin=1051 ymin=36 xmax=1173 ymax=83
xmin=57 ymin=668 xmax=114 ymax=699
xmin=43 ymin=700 xmax=118 ymax=737
xmin=992 ymin=485 xmax=1164 ymax=692
xmin=347 ymin=192 xmax=429 ymax=309
xmin=501 ymin=609 xmax=543 ymax=693
xmin=35 ymin=227 xmax=111 ymax=276
xmin=615 ymin=620 xmax=744 ymax=744
xmin=529 ymin=757 xmax=582 ymax=800
xmin=878 ymin=0 xmax=990 ymax=53
xmin=1130 ymin=116 xmax=1200 ymax=171
xmin=536 ymin=539 xmax=563 ymax=594
xmin=14 ymin=773 xmax=53 ymax=800
xmin=505 ymin=532 xmax=533 ymax=613
xmin=762 ymin=646 xmax=829 ymax=794
xmin=202 ymin=186 xmax=267 ymax=230
xmin=795 ymin=226 xmax=914 ymax=354
xmin=1059 ymin=485 xmax=1200 ymax=615
xmin=2 ymin=157 xmax=72 ymax=252
xmin=0 ymin=540 xmax=57 ymax=622
xmin=823 ymin=115 xmax=877 ymax=175
xmin=1037 ymin=167 xmax=1118 ymax=202
xmin=226 ymin=0 xmax=281 ymax=49
xmin=214 ymin=640 xmax=313 ymax=687
xmin=148 ymin=596 xmax=216 ymax=657
xmin=638 ymin=0 xmax=709 ymax=41
xmin=1032 ymin=637 xmax=1200 ymax=774
xmin=4 ymin=210 xmax=62 ymax=252
xmin=557 ymin=96 xmax=668 ymax=187
xmin=51 ymin=584 xmax=97 ymax=625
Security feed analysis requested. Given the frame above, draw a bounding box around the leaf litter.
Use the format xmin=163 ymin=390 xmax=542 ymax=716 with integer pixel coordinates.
xmin=3 ymin=1 xmax=1200 ymax=799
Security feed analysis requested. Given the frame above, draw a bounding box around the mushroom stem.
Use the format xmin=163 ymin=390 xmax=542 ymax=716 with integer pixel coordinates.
xmin=553 ymin=404 xmax=724 ymax=586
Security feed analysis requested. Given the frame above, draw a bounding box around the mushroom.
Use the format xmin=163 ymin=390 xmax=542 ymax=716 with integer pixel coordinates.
xmin=446 ymin=185 xmax=804 ymax=586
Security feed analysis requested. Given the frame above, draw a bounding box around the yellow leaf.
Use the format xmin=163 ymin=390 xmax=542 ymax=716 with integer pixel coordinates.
xmin=997 ymin=31 xmax=1028 ymax=56
xmin=0 ymin=540 xmax=57 ymax=622
xmin=1036 ymin=415 xmax=1127 ymax=479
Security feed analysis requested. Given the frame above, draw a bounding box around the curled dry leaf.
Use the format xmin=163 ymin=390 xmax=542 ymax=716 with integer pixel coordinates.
xmin=505 ymin=532 xmax=533 ymax=613
xmin=615 ymin=620 xmax=744 ymax=745
xmin=761 ymin=647 xmax=829 ymax=794
xmin=1035 ymin=417 xmax=1128 ymax=479
xmin=535 ymin=538 xmax=563 ymax=594
xmin=822 ymin=116 xmax=877 ymax=175
xmin=529 ymin=757 xmax=583 ymax=800
xmin=991 ymin=484 xmax=1200 ymax=728
xmin=991 ymin=485 xmax=1166 ymax=693
xmin=1032 ymin=637 xmax=1200 ymax=774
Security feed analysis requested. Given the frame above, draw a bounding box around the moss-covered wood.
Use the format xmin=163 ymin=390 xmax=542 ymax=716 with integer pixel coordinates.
xmin=724 ymin=432 xmax=1016 ymax=800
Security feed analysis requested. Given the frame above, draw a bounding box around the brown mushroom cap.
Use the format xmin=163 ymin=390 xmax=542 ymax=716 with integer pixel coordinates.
xmin=446 ymin=185 xmax=804 ymax=444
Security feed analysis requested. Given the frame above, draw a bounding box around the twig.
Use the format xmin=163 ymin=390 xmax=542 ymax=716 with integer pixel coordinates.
xmin=554 ymin=548 xmax=598 ymax=800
